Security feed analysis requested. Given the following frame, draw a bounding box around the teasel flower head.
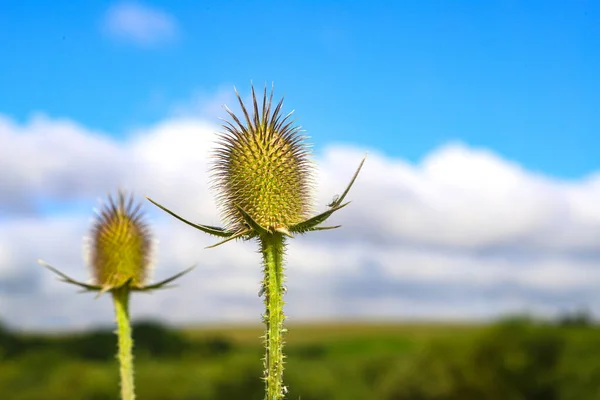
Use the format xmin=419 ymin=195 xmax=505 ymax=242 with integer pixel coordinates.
xmin=39 ymin=190 xmax=195 ymax=295
xmin=88 ymin=191 xmax=153 ymax=289
xmin=146 ymin=84 xmax=366 ymax=246
xmin=211 ymin=85 xmax=315 ymax=234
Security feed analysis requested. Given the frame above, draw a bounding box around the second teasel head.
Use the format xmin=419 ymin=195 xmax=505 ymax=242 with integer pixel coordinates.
xmin=211 ymin=85 xmax=316 ymax=234
xmin=88 ymin=191 xmax=153 ymax=289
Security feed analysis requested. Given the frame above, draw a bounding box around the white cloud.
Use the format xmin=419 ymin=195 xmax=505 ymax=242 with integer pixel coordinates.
xmin=1 ymin=110 xmax=599 ymax=330
xmin=103 ymin=2 xmax=178 ymax=46
xmin=318 ymin=145 xmax=600 ymax=253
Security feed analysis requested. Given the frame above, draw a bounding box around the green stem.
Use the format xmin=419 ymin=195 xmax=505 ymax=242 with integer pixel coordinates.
xmin=260 ymin=233 xmax=287 ymax=400
xmin=112 ymin=287 xmax=135 ymax=400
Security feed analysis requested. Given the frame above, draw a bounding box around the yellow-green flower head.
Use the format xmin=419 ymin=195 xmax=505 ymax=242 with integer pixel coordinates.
xmin=89 ymin=191 xmax=153 ymax=289
xmin=211 ymin=85 xmax=315 ymax=234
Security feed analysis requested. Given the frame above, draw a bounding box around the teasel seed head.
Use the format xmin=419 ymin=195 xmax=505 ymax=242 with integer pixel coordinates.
xmin=40 ymin=190 xmax=195 ymax=296
xmin=89 ymin=190 xmax=153 ymax=289
xmin=211 ymin=84 xmax=315 ymax=234
xmin=145 ymin=83 xmax=365 ymax=248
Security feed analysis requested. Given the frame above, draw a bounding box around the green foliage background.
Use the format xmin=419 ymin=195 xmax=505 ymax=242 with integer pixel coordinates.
xmin=1 ymin=315 xmax=600 ymax=399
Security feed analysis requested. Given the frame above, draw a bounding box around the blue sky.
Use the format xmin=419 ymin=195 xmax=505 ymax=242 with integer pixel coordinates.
xmin=1 ymin=1 xmax=600 ymax=329
xmin=2 ymin=0 xmax=598 ymax=178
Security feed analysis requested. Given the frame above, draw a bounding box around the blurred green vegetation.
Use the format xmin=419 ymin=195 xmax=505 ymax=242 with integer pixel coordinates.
xmin=1 ymin=312 xmax=599 ymax=399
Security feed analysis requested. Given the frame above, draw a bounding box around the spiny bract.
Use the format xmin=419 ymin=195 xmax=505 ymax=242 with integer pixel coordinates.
xmin=89 ymin=191 xmax=152 ymax=289
xmin=211 ymin=85 xmax=315 ymax=233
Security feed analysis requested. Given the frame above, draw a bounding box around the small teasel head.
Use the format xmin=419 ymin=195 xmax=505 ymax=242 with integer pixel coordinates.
xmin=88 ymin=190 xmax=153 ymax=290
xmin=211 ymin=84 xmax=315 ymax=234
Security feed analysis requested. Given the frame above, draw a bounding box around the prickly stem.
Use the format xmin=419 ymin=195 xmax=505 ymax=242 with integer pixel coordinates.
xmin=260 ymin=233 xmax=287 ymax=399
xmin=112 ymin=286 xmax=135 ymax=400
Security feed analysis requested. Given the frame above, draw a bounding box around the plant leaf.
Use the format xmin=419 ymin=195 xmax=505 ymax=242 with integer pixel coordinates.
xmin=96 ymin=284 xmax=116 ymax=298
xmin=274 ymin=226 xmax=293 ymax=237
xmin=146 ymin=196 xmax=232 ymax=237
xmin=331 ymin=154 xmax=367 ymax=208
xmin=309 ymin=225 xmax=341 ymax=231
xmin=38 ymin=259 xmax=102 ymax=291
xmin=206 ymin=229 xmax=253 ymax=249
xmin=136 ymin=265 xmax=197 ymax=291
xmin=235 ymin=204 xmax=269 ymax=236
xmin=288 ymin=202 xmax=350 ymax=234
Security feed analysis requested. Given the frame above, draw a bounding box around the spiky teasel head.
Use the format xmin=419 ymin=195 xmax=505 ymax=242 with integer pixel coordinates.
xmin=211 ymin=85 xmax=315 ymax=234
xmin=145 ymin=84 xmax=365 ymax=247
xmin=88 ymin=191 xmax=152 ymax=289
xmin=39 ymin=190 xmax=195 ymax=295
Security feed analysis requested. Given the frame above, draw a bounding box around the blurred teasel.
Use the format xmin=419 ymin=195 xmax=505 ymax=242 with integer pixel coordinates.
xmin=40 ymin=190 xmax=194 ymax=294
xmin=39 ymin=190 xmax=195 ymax=400
xmin=89 ymin=191 xmax=153 ymax=290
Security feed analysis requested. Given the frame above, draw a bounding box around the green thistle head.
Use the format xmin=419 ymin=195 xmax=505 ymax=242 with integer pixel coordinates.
xmin=40 ymin=190 xmax=195 ymax=295
xmin=145 ymin=84 xmax=365 ymax=247
xmin=89 ymin=191 xmax=152 ymax=289
xmin=211 ymin=85 xmax=315 ymax=234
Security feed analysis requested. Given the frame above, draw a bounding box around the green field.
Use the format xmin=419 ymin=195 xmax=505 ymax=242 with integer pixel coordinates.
xmin=1 ymin=317 xmax=600 ymax=399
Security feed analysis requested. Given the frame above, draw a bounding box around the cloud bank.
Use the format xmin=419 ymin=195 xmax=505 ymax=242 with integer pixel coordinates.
xmin=1 ymin=112 xmax=599 ymax=331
